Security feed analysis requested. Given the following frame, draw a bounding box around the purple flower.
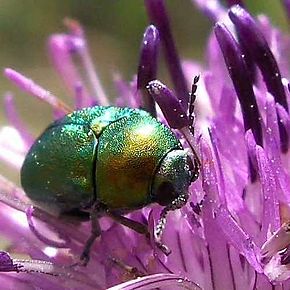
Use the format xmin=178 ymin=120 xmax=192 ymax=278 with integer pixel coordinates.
xmin=1 ymin=0 xmax=290 ymax=289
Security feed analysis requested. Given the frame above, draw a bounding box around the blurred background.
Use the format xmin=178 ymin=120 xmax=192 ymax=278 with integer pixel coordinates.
xmin=0 ymin=0 xmax=288 ymax=183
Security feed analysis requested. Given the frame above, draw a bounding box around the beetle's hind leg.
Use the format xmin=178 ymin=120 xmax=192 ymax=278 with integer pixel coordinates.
xmin=107 ymin=211 xmax=149 ymax=235
xmin=107 ymin=211 xmax=170 ymax=255
xmin=78 ymin=206 xmax=102 ymax=266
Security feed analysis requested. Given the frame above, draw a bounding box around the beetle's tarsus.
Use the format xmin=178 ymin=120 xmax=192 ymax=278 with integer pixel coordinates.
xmin=79 ymin=252 xmax=90 ymax=266
xmin=154 ymin=237 xmax=172 ymax=256
xmin=110 ymin=256 xmax=144 ymax=278
xmin=79 ymin=230 xmax=99 ymax=266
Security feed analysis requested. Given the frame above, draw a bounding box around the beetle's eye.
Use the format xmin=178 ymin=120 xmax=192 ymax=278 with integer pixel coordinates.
xmin=155 ymin=181 xmax=177 ymax=206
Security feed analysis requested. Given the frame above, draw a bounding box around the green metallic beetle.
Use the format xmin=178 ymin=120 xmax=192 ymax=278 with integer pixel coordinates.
xmin=21 ymin=105 xmax=199 ymax=263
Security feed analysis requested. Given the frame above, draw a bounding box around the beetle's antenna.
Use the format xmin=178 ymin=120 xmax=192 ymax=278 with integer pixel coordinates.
xmin=188 ymin=75 xmax=200 ymax=136
xmin=154 ymin=193 xmax=188 ymax=255
xmin=179 ymin=75 xmax=201 ymax=182
xmin=181 ymin=127 xmax=201 ymax=183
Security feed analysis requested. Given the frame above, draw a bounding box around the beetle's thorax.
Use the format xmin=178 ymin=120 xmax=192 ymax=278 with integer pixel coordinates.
xmin=151 ymin=149 xmax=193 ymax=206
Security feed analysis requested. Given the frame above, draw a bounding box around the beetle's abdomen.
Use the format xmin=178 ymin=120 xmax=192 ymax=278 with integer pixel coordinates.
xmin=96 ymin=113 xmax=181 ymax=210
xmin=21 ymin=106 xmax=138 ymax=213
xmin=21 ymin=123 xmax=98 ymax=213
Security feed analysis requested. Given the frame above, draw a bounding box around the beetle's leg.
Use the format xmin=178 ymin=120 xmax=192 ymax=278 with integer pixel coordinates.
xmin=154 ymin=194 xmax=189 ymax=255
xmin=109 ymin=256 xmax=144 ymax=278
xmin=107 ymin=211 xmax=149 ymax=235
xmin=79 ymin=206 xmax=102 ymax=266
xmin=108 ymin=211 xmax=171 ymax=255
xmin=154 ymin=207 xmax=171 ymax=255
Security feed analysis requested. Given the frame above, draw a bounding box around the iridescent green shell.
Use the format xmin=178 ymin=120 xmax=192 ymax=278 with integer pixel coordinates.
xmin=21 ymin=106 xmax=181 ymax=213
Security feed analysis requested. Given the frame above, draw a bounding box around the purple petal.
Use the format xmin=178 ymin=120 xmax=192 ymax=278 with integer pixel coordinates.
xmin=214 ymin=23 xmax=262 ymax=146
xmin=283 ymin=0 xmax=290 ymax=20
xmin=210 ymin=126 xmax=248 ymax=210
xmin=225 ymin=0 xmax=245 ymax=7
xmin=12 ymin=256 xmax=101 ymax=288
xmin=3 ymin=93 xmax=34 ymax=148
xmin=26 ymin=206 xmax=70 ymax=248
xmin=244 ymin=128 xmax=258 ymax=182
xmin=108 ymin=273 xmax=201 ymax=290
xmin=0 ymin=126 xmax=26 ymax=169
xmin=200 ymin=160 xmax=236 ymax=290
xmin=190 ymin=0 xmax=226 ymax=22
xmin=48 ymin=33 xmax=92 ymax=107
xmin=145 ymin=0 xmax=188 ymax=110
xmin=245 ymin=129 xmax=257 ymax=165
xmin=218 ymin=85 xmax=237 ymax=121
xmin=65 ymin=19 xmax=109 ymax=106
xmin=257 ymin=16 xmax=290 ymax=80
xmin=265 ymin=94 xmax=280 ymax=154
xmin=113 ymin=73 xmax=139 ymax=108
xmin=74 ymin=82 xmax=87 ymax=110
xmin=256 ymin=146 xmax=280 ymax=238
xmin=147 ymin=80 xmax=189 ymax=129
xmin=200 ymin=137 xmax=220 ymax=209
xmin=228 ymin=247 xmax=256 ymax=289
xmin=4 ymin=68 xmax=72 ymax=116
xmin=209 ymin=122 xmax=246 ymax=182
xmin=205 ymin=32 xmax=231 ymax=111
xmin=137 ymin=25 xmax=159 ymax=116
xmin=277 ymin=102 xmax=290 ymax=138
xmin=208 ymin=128 xmax=226 ymax=203
xmin=264 ymin=98 xmax=290 ymax=204
xmin=261 ymin=223 xmax=290 ymax=262
xmin=215 ymin=206 xmax=263 ymax=273
xmin=229 ymin=5 xmax=289 ymax=152
xmin=0 ymin=174 xmax=30 ymax=204
xmin=264 ymin=95 xmax=285 ymax=184
xmin=229 ymin=5 xmax=288 ymax=111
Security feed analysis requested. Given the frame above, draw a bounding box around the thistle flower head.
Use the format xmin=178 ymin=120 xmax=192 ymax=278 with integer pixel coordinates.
xmin=1 ymin=1 xmax=290 ymax=289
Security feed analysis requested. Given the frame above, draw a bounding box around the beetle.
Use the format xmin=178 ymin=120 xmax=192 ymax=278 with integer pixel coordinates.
xmin=21 ymin=105 xmax=199 ymax=264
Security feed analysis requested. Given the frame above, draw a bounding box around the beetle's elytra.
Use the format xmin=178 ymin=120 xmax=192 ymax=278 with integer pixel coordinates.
xmin=21 ymin=105 xmax=198 ymax=261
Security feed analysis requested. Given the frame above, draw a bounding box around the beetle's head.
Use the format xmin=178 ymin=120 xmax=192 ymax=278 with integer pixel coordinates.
xmin=151 ymin=149 xmax=198 ymax=208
